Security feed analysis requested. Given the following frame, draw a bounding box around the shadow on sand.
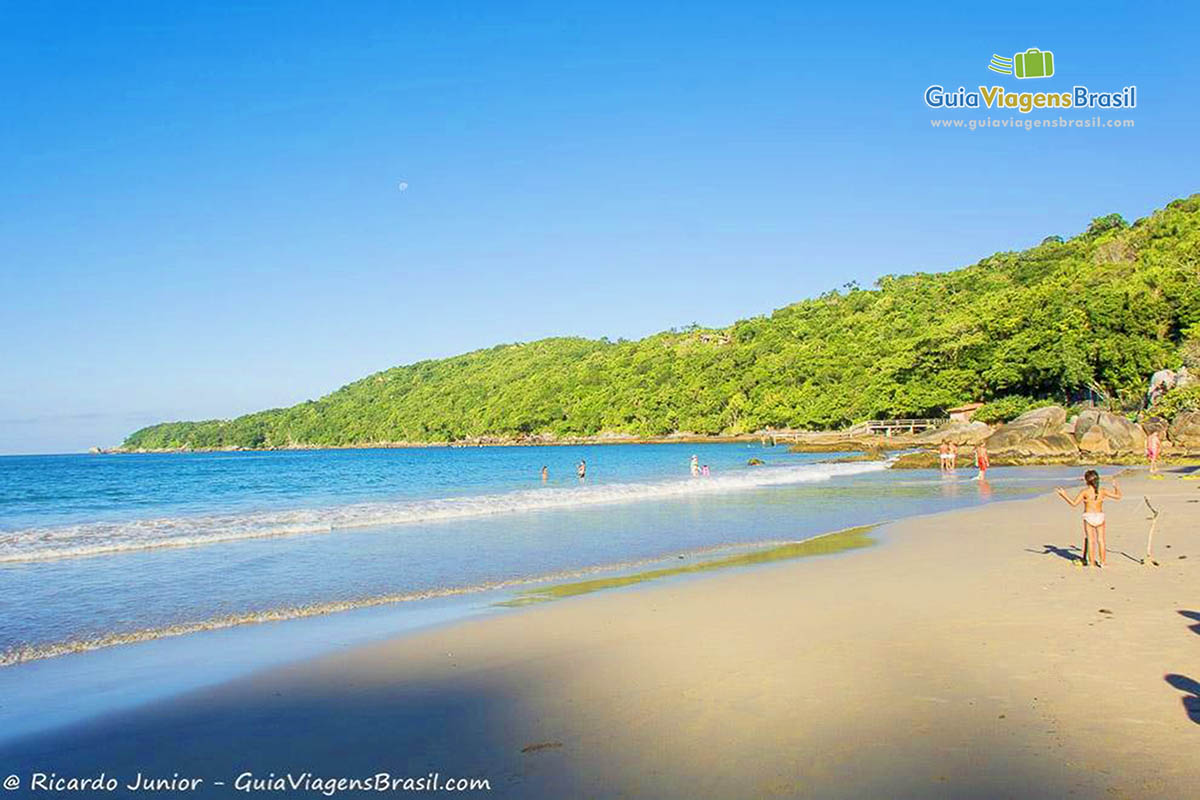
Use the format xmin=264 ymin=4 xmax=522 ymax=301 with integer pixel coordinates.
xmin=1164 ymin=674 xmax=1200 ymax=725
xmin=2 ymin=642 xmax=1131 ymax=799
xmin=1028 ymin=544 xmax=1083 ymax=563
xmin=1164 ymin=611 xmax=1200 ymax=726
xmin=1028 ymin=544 xmax=1141 ymax=566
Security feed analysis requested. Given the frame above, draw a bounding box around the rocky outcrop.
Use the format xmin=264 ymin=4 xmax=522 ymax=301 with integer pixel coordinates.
xmin=998 ymin=432 xmax=1080 ymax=460
xmin=1148 ymin=367 xmax=1194 ymax=404
xmin=1072 ymin=409 xmax=1147 ymax=456
xmin=788 ymin=434 xmax=916 ymax=453
xmin=916 ymin=420 xmax=992 ymax=445
xmin=982 ymin=407 xmax=1079 ymax=462
xmin=1142 ymin=416 xmax=1169 ymax=436
xmin=1170 ymin=410 xmax=1200 ymax=447
xmin=889 ymin=451 xmax=940 ymax=469
xmin=986 ymin=406 xmax=1067 ymax=448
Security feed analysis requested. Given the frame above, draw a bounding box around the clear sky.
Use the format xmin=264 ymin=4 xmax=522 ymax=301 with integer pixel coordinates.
xmin=2 ymin=1 xmax=1197 ymax=453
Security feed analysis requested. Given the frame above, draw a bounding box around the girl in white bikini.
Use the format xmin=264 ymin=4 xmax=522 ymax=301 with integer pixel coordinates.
xmin=1055 ymin=470 xmax=1122 ymax=567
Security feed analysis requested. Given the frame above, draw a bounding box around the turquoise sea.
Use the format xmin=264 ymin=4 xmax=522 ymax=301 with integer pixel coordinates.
xmin=0 ymin=444 xmax=1085 ymax=744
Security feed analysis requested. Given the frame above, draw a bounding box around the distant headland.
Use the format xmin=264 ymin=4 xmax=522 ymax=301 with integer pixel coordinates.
xmin=121 ymin=195 xmax=1200 ymax=454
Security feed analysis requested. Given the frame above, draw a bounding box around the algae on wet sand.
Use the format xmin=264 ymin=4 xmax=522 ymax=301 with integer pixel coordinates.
xmin=498 ymin=525 xmax=878 ymax=607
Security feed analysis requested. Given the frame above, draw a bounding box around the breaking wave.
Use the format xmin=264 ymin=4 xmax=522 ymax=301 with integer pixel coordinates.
xmin=0 ymin=534 xmax=816 ymax=667
xmin=0 ymin=460 xmax=887 ymax=564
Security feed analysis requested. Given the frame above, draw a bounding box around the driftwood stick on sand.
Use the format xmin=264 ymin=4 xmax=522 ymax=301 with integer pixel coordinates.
xmin=1143 ymin=496 xmax=1160 ymax=566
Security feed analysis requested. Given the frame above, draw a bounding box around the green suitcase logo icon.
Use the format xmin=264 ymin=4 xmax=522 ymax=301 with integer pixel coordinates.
xmin=1013 ymin=48 xmax=1054 ymax=79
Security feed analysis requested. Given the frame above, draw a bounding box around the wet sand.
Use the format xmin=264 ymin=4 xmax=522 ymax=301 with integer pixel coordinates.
xmin=5 ymin=471 xmax=1199 ymax=798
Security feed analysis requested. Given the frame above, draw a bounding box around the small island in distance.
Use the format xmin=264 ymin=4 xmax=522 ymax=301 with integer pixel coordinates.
xmin=122 ymin=195 xmax=1200 ymax=452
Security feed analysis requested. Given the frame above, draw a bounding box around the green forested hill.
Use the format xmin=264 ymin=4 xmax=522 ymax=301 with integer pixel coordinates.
xmin=124 ymin=196 xmax=1200 ymax=449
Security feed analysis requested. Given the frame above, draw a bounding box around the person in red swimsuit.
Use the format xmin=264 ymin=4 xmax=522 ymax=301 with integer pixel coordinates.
xmin=973 ymin=441 xmax=989 ymax=479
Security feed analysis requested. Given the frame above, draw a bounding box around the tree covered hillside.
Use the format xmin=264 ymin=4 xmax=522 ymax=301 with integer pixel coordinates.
xmin=124 ymin=196 xmax=1200 ymax=449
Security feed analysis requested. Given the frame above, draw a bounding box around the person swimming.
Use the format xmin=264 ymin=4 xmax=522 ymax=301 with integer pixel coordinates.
xmin=690 ymin=454 xmax=700 ymax=477
xmin=541 ymin=465 xmax=548 ymax=482
xmin=1055 ymin=469 xmax=1122 ymax=567
xmin=576 ymin=460 xmax=586 ymax=481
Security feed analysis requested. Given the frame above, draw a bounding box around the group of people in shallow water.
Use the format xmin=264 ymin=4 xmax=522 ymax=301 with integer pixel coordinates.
xmin=539 ymin=444 xmax=1128 ymax=571
xmin=539 ymin=460 xmax=588 ymax=482
xmin=935 ymin=436 xmax=1124 ymax=568
xmin=540 ymin=455 xmax=714 ymax=483
xmin=938 ymin=440 xmax=990 ymax=479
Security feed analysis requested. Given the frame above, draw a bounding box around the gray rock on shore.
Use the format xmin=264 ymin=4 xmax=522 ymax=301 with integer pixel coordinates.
xmin=985 ymin=406 xmax=1075 ymax=459
xmin=916 ymin=420 xmax=992 ymax=445
xmin=983 ymin=404 xmax=1198 ymax=462
xmin=1170 ymin=410 xmax=1200 ymax=447
xmin=1073 ymin=409 xmax=1147 ymax=456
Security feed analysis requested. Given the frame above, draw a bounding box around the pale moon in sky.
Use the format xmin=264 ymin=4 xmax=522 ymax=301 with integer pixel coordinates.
xmin=397 ymin=181 xmax=409 ymax=192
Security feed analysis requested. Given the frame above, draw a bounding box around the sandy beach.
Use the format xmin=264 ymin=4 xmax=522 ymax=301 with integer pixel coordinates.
xmin=6 ymin=470 xmax=1199 ymax=799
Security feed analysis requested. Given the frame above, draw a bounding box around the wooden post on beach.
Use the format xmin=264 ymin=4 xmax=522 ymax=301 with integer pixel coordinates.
xmin=1143 ymin=497 xmax=1160 ymax=566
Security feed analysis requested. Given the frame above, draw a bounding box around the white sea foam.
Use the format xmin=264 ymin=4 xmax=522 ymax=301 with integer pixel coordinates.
xmin=0 ymin=461 xmax=887 ymax=564
xmin=0 ymin=530 xmax=847 ymax=668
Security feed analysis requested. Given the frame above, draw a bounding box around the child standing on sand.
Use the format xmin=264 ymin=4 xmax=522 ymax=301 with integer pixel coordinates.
xmin=1055 ymin=470 xmax=1122 ymax=568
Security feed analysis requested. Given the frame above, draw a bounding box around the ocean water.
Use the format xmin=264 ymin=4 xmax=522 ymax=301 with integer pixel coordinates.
xmin=0 ymin=445 xmax=1082 ymax=664
xmin=0 ymin=444 xmax=1089 ymax=742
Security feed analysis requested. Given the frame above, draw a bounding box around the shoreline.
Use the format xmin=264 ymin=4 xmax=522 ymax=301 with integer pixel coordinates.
xmin=0 ymin=529 xmax=871 ymax=669
xmin=6 ymin=470 xmax=1198 ymax=797
xmin=104 ymin=437 xmax=1200 ymax=471
xmin=95 ymin=438 xmax=1200 ymax=465
xmin=106 ymin=433 xmax=780 ymax=454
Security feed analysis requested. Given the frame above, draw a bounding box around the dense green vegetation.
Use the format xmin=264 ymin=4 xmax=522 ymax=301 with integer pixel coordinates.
xmin=1153 ymin=384 xmax=1200 ymax=419
xmin=125 ymin=196 xmax=1200 ymax=450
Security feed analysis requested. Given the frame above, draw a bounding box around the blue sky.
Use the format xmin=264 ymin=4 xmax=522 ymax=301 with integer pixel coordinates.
xmin=2 ymin=1 xmax=1197 ymax=453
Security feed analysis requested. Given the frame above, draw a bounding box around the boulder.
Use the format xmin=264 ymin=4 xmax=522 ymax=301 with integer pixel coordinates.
xmin=1170 ymin=410 xmax=1200 ymax=447
xmin=985 ymin=433 xmax=1080 ymax=464
xmin=1148 ymin=367 xmax=1194 ymax=404
xmin=1142 ymin=416 xmax=1169 ymax=436
xmin=916 ymin=420 xmax=992 ymax=445
xmin=889 ymin=451 xmax=939 ymax=469
xmin=1072 ymin=409 xmax=1147 ymax=456
xmin=985 ymin=406 xmax=1067 ymax=450
xmin=1148 ymin=368 xmax=1177 ymax=404
xmin=1013 ymin=433 xmax=1080 ymax=457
